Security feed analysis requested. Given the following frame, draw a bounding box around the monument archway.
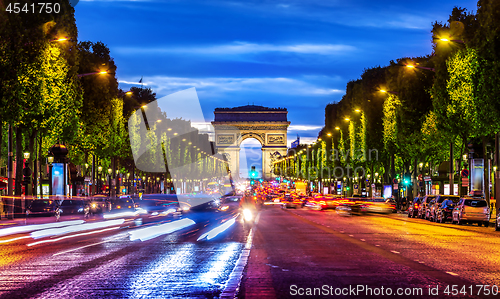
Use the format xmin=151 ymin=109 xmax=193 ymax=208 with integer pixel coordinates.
xmin=212 ymin=105 xmax=290 ymax=180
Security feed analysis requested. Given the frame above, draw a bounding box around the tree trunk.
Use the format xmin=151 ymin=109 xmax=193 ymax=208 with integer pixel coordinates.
xmin=15 ymin=126 xmax=23 ymax=196
xmin=449 ymin=142 xmax=454 ymax=196
xmin=482 ymin=137 xmax=490 ymax=203
xmin=28 ymin=131 xmax=35 ymax=196
xmin=0 ymin=119 xmax=3 ymax=166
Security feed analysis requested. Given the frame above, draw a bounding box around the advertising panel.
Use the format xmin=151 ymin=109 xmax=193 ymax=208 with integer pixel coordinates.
xmin=52 ymin=163 xmax=64 ymax=195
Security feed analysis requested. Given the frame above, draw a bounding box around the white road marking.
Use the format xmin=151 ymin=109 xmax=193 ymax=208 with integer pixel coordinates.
xmin=446 ymin=271 xmax=459 ymax=276
xmin=390 ymin=250 xmax=400 ymax=254
xmin=360 ymin=239 xmax=365 ymax=241
xmin=220 ymin=211 xmax=261 ymax=299
xmin=52 ymin=234 xmax=128 ymax=256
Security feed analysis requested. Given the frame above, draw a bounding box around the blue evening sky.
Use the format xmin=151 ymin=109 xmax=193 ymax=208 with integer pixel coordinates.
xmin=75 ymin=0 xmax=477 ymax=177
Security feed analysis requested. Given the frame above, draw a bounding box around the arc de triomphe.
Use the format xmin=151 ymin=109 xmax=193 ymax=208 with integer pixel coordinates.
xmin=211 ymin=105 xmax=290 ymax=180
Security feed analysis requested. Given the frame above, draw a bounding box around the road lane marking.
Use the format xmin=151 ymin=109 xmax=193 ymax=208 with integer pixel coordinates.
xmin=349 ymin=234 xmax=354 ymax=237
xmin=360 ymin=239 xmax=365 ymax=241
xmin=390 ymin=250 xmax=400 ymax=254
xmin=446 ymin=272 xmax=459 ymax=276
xmin=52 ymin=234 xmax=128 ymax=256
xmin=375 ymin=245 xmax=380 ymax=247
xmin=221 ymin=211 xmax=261 ymax=299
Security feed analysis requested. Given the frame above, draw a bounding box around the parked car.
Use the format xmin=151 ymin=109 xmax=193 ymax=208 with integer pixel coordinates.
xmin=452 ymin=197 xmax=490 ymax=226
xmin=407 ymin=197 xmax=421 ymax=218
xmin=428 ymin=195 xmax=460 ymax=222
xmin=496 ymin=210 xmax=500 ymax=231
xmin=417 ymin=195 xmax=436 ymax=219
xmin=435 ymin=197 xmax=460 ymax=223
xmin=26 ymin=200 xmax=57 ymax=217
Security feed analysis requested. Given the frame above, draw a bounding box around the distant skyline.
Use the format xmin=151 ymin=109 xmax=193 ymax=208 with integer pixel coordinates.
xmin=74 ymin=0 xmax=479 ymax=175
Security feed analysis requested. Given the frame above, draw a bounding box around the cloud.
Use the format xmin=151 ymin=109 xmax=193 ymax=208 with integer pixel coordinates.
xmin=115 ymin=42 xmax=356 ymax=56
xmin=118 ymin=76 xmax=344 ymax=98
xmin=288 ymin=125 xmax=324 ymax=131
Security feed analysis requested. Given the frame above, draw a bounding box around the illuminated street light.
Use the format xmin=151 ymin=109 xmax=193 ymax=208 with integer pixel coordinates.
xmin=327 ymin=133 xmax=331 ymax=137
xmin=335 ymin=127 xmax=340 ymax=130
xmin=344 ymin=118 xmax=350 ymax=121
xmin=77 ymin=71 xmax=108 ymax=78
xmin=405 ymin=63 xmax=435 ymax=72
xmin=379 ymin=89 xmax=398 ymax=95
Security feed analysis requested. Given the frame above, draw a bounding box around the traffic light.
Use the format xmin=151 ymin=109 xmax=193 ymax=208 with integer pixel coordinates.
xmin=249 ymin=166 xmax=258 ymax=178
xmin=403 ymin=174 xmax=410 ymax=186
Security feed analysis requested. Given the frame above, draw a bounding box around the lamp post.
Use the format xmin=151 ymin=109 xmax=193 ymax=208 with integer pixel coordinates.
xmin=107 ymin=168 xmax=112 ymax=197
xmin=23 ymin=152 xmax=32 ymax=196
xmin=98 ymin=164 xmax=102 ymax=194
xmin=47 ymin=155 xmax=54 ymax=196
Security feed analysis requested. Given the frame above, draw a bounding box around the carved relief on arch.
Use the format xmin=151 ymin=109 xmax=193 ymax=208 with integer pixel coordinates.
xmin=239 ymin=132 xmax=265 ymax=146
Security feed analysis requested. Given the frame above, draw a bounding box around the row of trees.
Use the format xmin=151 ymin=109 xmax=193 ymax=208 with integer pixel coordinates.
xmin=276 ymin=2 xmax=500 ymax=198
xmin=0 ymin=0 xmax=225 ymax=198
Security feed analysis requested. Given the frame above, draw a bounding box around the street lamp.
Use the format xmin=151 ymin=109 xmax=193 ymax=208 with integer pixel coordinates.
xmin=405 ymin=64 xmax=435 ymax=72
xmin=77 ymin=70 xmax=108 ymax=78
xmin=107 ymin=168 xmax=112 ymax=196
xmin=47 ymin=155 xmax=54 ymax=196
xmin=98 ymin=164 xmax=102 ymax=194
xmin=379 ymin=89 xmax=399 ymax=95
xmin=23 ymin=152 xmax=32 ymax=196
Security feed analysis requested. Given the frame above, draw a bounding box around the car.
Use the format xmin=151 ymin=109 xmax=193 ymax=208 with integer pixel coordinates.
xmin=88 ymin=194 xmax=110 ymax=214
xmin=364 ymin=197 xmax=393 ymax=214
xmin=26 ymin=200 xmax=57 ymax=217
xmin=218 ymin=195 xmax=242 ymax=212
xmin=428 ymin=195 xmax=460 ymax=222
xmin=104 ymin=196 xmax=137 ymax=219
xmin=385 ymin=198 xmax=397 ymax=213
xmin=452 ymin=197 xmax=490 ymax=226
xmin=407 ymin=197 xmax=421 ymax=218
xmin=281 ymin=197 xmax=303 ymax=209
xmin=435 ymin=197 xmax=460 ymax=223
xmin=496 ymin=210 xmax=500 ymax=231
xmin=417 ymin=195 xmax=436 ymax=219
xmin=57 ymin=199 xmax=88 ymax=216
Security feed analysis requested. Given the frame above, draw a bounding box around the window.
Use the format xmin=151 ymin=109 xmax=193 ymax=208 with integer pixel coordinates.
xmin=464 ymin=200 xmax=487 ymax=207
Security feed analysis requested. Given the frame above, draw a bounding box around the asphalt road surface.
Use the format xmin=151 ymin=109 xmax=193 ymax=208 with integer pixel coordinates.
xmin=239 ymin=206 xmax=500 ymax=299
xmin=1 ymin=205 xmax=500 ymax=299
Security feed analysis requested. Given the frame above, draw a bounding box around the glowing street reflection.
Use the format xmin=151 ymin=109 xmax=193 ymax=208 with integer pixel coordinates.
xmin=197 ymin=217 xmax=236 ymax=241
xmin=30 ymin=219 xmax=125 ymax=239
xmin=199 ymin=242 xmax=240 ymax=285
xmin=129 ymin=218 xmax=195 ymax=242
xmin=27 ymin=227 xmax=121 ymax=247
xmin=0 ymin=220 xmax=85 ymax=238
